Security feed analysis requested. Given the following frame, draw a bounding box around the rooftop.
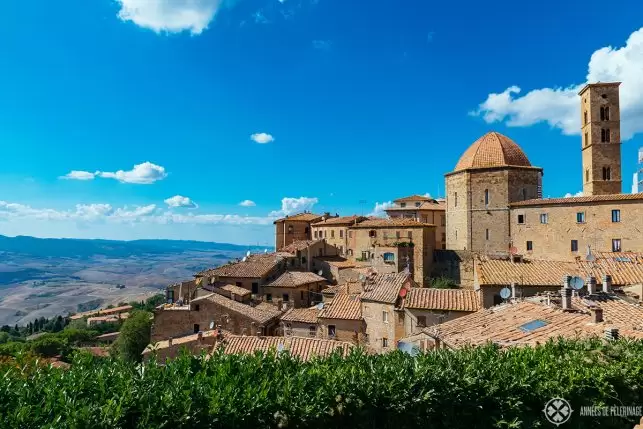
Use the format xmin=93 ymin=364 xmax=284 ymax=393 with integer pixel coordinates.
xmin=426 ymin=294 xmax=643 ymax=348
xmin=510 ymin=192 xmax=643 ymax=207
xmin=191 ymin=293 xmax=281 ymax=325
xmin=273 ymin=212 xmax=326 ymax=223
xmin=281 ymin=307 xmax=319 ymax=324
xmin=279 ymin=239 xmax=321 ymax=253
xmin=265 ymin=271 xmax=326 ymax=288
xmin=311 ymin=215 xmax=367 ymax=226
xmin=453 ymin=132 xmax=534 ymax=173
xmin=197 ymin=253 xmax=287 ymax=279
xmin=349 ymin=218 xmax=434 ymax=228
xmin=319 ymin=288 xmax=362 ymax=320
xmin=361 ymin=272 xmax=413 ymax=304
xmin=216 ymin=335 xmax=354 ymax=361
xmin=220 ymin=284 xmax=252 ymax=297
xmin=70 ymin=305 xmax=132 ymax=320
xmin=393 ymin=195 xmax=436 ymax=203
xmin=405 ymin=288 xmax=481 ymax=312
xmin=143 ymin=329 xmax=221 ymax=353
xmin=314 ymin=256 xmax=356 ymax=269
xmin=386 ymin=200 xmax=446 ymax=212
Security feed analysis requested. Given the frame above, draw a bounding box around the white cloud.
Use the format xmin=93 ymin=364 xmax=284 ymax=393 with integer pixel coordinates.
xmin=250 ymin=132 xmax=274 ymax=144
xmin=164 ymin=195 xmax=198 ymax=208
xmin=239 ymin=200 xmax=256 ymax=207
xmin=563 ymin=191 xmax=584 ymax=198
xmin=60 ymin=171 xmax=96 ymax=181
xmin=115 ymin=0 xmax=225 ymax=35
xmin=369 ymin=201 xmax=393 ymax=218
xmin=269 ymin=197 xmax=318 ymax=217
xmin=471 ymin=27 xmax=643 ymax=140
xmin=60 ymin=162 xmax=167 ymax=185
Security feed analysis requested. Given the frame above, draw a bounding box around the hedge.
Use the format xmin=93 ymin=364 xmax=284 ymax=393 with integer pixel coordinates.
xmin=0 ymin=338 xmax=642 ymax=428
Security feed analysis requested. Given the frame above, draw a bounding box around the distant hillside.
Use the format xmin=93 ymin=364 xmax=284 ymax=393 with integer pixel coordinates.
xmin=0 ymin=235 xmax=272 ymax=259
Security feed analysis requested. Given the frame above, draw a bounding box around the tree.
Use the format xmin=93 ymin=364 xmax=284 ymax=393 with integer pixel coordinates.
xmin=428 ymin=276 xmax=459 ymax=289
xmin=115 ymin=311 xmax=152 ymax=363
xmin=29 ymin=334 xmax=69 ymax=358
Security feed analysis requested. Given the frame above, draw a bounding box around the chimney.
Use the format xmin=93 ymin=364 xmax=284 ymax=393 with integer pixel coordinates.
xmin=231 ymin=292 xmax=236 ymax=301
xmin=168 ymin=337 xmax=173 ymax=347
xmin=510 ymin=282 xmax=516 ymax=299
xmin=602 ymin=275 xmax=612 ymax=294
xmin=587 ymin=276 xmax=597 ymax=295
xmin=590 ymin=307 xmax=603 ymax=323
xmin=562 ymin=275 xmax=571 ymax=289
xmin=604 ymin=327 xmax=619 ymax=341
xmin=561 ymin=286 xmax=572 ymax=310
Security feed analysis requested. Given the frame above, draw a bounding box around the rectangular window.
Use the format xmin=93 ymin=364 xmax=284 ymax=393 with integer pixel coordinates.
xmin=400 ymin=202 xmax=406 ymax=208
xmin=348 ymin=230 xmax=352 ymax=238
xmin=417 ymin=316 xmax=427 ymax=328
xmin=526 ymin=241 xmax=533 ymax=251
xmin=407 ymin=231 xmax=412 ymax=239
xmin=612 ymin=209 xmax=621 ymax=223
xmin=339 ymin=230 xmax=343 ymax=238
xmin=517 ymin=214 xmax=525 ymax=224
xmin=576 ymin=212 xmax=585 ymax=223
xmin=252 ymin=282 xmax=259 ymax=294
xmin=193 ymin=324 xmax=200 ymax=333
xmin=369 ymin=230 xmax=376 ymax=238
xmin=194 ymin=304 xmax=200 ymax=312
xmin=300 ymin=291 xmax=304 ymax=300
xmin=484 ymin=189 xmax=489 ymax=206
xmin=454 ymin=192 xmax=458 ymax=207
xmin=441 ymin=215 xmax=445 ymax=226
xmin=571 ymin=240 xmax=578 ymax=252
xmin=540 ymin=213 xmax=548 ymax=224
xmin=382 ymin=311 xmax=389 ymax=323
xmin=485 ymin=229 xmax=489 ymax=240
xmin=584 ymin=111 xmax=588 ymax=124
xmin=396 ymin=231 xmax=401 ymax=239
xmin=266 ymin=294 xmax=272 ymax=302
xmin=382 ymin=338 xmax=388 ymax=348
xmin=331 ymin=230 xmax=335 ymax=238
xmin=328 ymin=325 xmax=336 ymax=337
xmin=309 ymin=326 xmax=316 ymax=337
xmin=383 ymin=231 xmax=389 ymax=239
xmin=324 ymin=230 xmax=327 ymax=238
xmin=283 ymin=293 xmax=289 ymax=302
xmin=313 ymin=231 xmax=318 ymax=239
xmin=585 ymin=131 xmax=588 ymax=146
xmin=612 ymin=239 xmax=621 ymax=252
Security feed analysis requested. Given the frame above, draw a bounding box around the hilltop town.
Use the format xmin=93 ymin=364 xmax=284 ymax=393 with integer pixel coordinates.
xmin=136 ymin=82 xmax=643 ymax=361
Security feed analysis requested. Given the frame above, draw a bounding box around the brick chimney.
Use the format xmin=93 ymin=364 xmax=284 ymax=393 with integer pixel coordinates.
xmin=602 ymin=275 xmax=613 ymax=294
xmin=587 ymin=276 xmax=597 ymax=295
xmin=561 ymin=286 xmax=572 ymax=310
xmin=590 ymin=307 xmax=603 ymax=323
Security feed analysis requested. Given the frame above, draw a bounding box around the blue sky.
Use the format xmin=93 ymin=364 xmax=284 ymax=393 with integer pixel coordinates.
xmin=1 ymin=0 xmax=642 ymax=245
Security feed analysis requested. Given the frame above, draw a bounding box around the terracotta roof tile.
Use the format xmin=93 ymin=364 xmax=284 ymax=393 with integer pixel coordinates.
xmin=197 ymin=253 xmax=286 ymax=279
xmin=393 ymin=195 xmax=436 ymax=203
xmin=279 ymin=239 xmax=321 ymax=253
xmin=191 ymin=293 xmax=281 ymax=325
xmin=361 ymin=272 xmax=413 ymax=304
xmin=319 ymin=289 xmax=362 ymax=320
xmin=454 ymin=132 xmax=534 ymax=172
xmin=274 ymin=212 xmax=326 ymax=223
xmin=314 ymin=256 xmax=356 ymax=268
xmin=265 ymin=271 xmax=326 ymax=288
xmin=510 ymin=193 xmax=643 ymax=207
xmin=70 ymin=305 xmax=132 ymax=320
xmin=476 ymin=257 xmax=643 ymax=287
xmin=405 ymin=288 xmax=481 ymax=312
xmin=144 ymin=329 xmax=223 ymax=352
xmin=311 ymin=215 xmax=368 ymax=226
xmin=386 ymin=201 xmax=446 ymax=212
xmin=350 ymin=218 xmax=435 ymax=228
xmin=281 ymin=307 xmax=319 ymax=324
xmin=220 ymin=284 xmax=252 ymax=296
xmin=217 ymin=335 xmax=353 ymax=361
xmin=429 ymin=295 xmax=643 ymax=348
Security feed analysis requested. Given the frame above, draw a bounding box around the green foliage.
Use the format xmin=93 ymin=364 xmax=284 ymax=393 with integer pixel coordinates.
xmin=115 ymin=310 xmax=152 ymax=363
xmin=130 ymin=294 xmax=165 ymax=312
xmin=29 ymin=334 xmax=70 ymax=358
xmin=0 ymin=338 xmax=642 ymax=428
xmin=428 ymin=276 xmax=459 ymax=289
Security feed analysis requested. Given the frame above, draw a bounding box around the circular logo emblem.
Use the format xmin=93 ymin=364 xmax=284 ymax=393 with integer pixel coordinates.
xmin=543 ymin=397 xmax=573 ymax=426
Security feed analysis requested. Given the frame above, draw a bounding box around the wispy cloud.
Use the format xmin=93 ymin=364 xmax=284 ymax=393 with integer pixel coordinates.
xmin=164 ymin=195 xmax=198 ymax=208
xmin=60 ymin=162 xmax=167 ymax=185
xmin=250 ymin=132 xmax=274 ymax=144
xmin=239 ymin=200 xmax=256 ymax=207
xmin=269 ymin=197 xmax=318 ymax=217
xmin=115 ymin=0 xmax=230 ymax=35
xmin=470 ymin=27 xmax=643 ymax=140
xmin=369 ymin=201 xmax=393 ymax=218
xmin=564 ymin=191 xmax=584 ymax=198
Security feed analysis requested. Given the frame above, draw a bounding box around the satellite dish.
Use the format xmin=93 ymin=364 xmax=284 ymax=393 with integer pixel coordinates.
xmin=209 ymin=321 xmax=214 ymax=330
xmin=264 ymin=249 xmax=268 ymax=253
xmin=499 ymin=287 xmax=511 ymax=299
xmin=399 ymin=288 xmax=407 ymax=298
xmin=318 ymin=270 xmax=323 ymax=276
xmin=246 ymin=250 xmax=251 ymax=257
xmin=242 ymin=257 xmax=247 ymax=262
xmin=316 ymin=302 xmax=324 ymax=310
xmin=570 ymin=276 xmax=584 ymax=290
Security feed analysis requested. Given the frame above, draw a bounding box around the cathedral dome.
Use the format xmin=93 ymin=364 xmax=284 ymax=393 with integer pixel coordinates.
xmin=454 ymin=132 xmax=532 ymax=172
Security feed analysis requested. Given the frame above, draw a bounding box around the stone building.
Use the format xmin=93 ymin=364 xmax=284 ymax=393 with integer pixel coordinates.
xmin=310 ymin=215 xmax=368 ymax=255
xmin=317 ymin=284 xmax=365 ymax=345
xmin=263 ymin=271 xmax=327 ymax=309
xmin=347 ymin=218 xmax=435 ymax=286
xmin=445 ymin=131 xmax=543 ymax=254
xmin=509 ymin=193 xmax=643 ymax=259
xmin=385 ymin=195 xmax=447 ymax=249
xmin=280 ymin=307 xmax=319 ymax=338
xmin=402 ymin=288 xmax=480 ymax=334
xmin=580 ymin=82 xmax=622 ymax=196
xmin=274 ymin=212 xmax=335 ymax=250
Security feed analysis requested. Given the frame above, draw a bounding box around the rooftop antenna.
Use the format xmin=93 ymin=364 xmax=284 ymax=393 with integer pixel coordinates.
xmin=359 ymin=200 xmax=368 ymax=216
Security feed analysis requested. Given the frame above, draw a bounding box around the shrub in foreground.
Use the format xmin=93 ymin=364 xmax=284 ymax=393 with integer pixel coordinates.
xmin=0 ymin=338 xmax=642 ymax=428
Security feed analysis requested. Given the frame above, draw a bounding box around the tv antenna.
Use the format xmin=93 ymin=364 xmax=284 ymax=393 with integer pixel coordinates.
xmin=358 ymin=200 xmax=368 ymax=216
xmin=499 ymin=287 xmax=511 ymax=301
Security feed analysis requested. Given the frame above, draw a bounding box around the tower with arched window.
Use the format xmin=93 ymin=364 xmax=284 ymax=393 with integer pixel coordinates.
xmin=579 ymin=82 xmax=622 ymax=195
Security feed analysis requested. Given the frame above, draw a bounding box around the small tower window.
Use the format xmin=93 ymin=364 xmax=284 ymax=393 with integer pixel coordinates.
xmin=604 ymin=106 xmax=610 ymax=120
xmin=485 ymin=229 xmax=489 ymax=240
xmin=584 ymin=111 xmax=588 ymax=125
xmin=585 ymin=169 xmax=590 ymax=183
xmin=584 ymin=132 xmax=588 ymax=147
xmin=602 ymin=167 xmax=611 ymax=181
xmin=600 ymin=107 xmax=605 ymax=121
xmin=454 ymin=192 xmax=458 ymax=207
xmin=601 ymin=129 xmax=611 ymax=143
xmin=484 ymin=189 xmax=489 ymax=207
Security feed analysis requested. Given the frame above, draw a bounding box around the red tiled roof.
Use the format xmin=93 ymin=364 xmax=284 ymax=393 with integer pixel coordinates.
xmin=311 ymin=215 xmax=367 ymax=226
xmin=274 ymin=212 xmax=326 ymax=223
xmin=314 ymin=257 xmax=356 ymax=269
xmin=70 ymin=305 xmax=133 ymax=320
xmin=510 ymin=193 xmax=643 ymax=207
xmin=453 ymin=132 xmax=534 ymax=172
xmin=429 ymin=295 xmax=643 ymax=348
xmin=220 ymin=284 xmax=252 ymax=296
xmin=361 ymin=272 xmax=412 ymax=304
xmin=393 ymin=195 xmax=435 ymax=203
xmin=191 ymin=293 xmax=281 ymax=325
xmin=405 ymin=288 xmax=480 ymax=312
xmin=217 ymin=335 xmax=354 ymax=361
xmin=281 ymin=307 xmax=319 ymax=324
xmin=265 ymin=271 xmax=326 ymax=288
xmin=319 ymin=290 xmax=362 ymax=320
xmin=349 ymin=218 xmax=434 ymax=228
xmin=197 ymin=253 xmax=286 ymax=279
xmin=279 ymin=239 xmax=321 ymax=253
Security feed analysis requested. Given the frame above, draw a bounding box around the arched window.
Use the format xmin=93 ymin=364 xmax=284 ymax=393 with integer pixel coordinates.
xmin=603 ymin=167 xmax=611 ymax=181
xmin=600 ymin=107 xmax=605 ymax=121
xmin=604 ymin=106 xmax=610 ymax=120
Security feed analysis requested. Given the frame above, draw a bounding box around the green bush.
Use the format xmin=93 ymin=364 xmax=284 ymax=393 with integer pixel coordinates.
xmin=0 ymin=338 xmax=642 ymax=428
xmin=428 ymin=276 xmax=459 ymax=289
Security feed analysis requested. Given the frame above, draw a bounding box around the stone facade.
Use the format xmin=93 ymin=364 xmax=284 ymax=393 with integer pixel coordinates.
xmin=509 ymin=197 xmax=643 ymax=260
xmin=580 ymin=83 xmax=622 ymax=196
xmin=403 ymin=308 xmax=472 ymax=334
xmin=385 ymin=196 xmax=447 ymax=249
xmin=361 ymin=301 xmax=405 ymax=353
xmin=445 ymin=166 xmax=542 ymax=254
xmin=317 ymin=318 xmax=364 ymax=344
xmin=311 ymin=216 xmax=367 ymax=256
xmin=431 ymin=250 xmax=476 ymax=288
xmin=263 ymin=281 xmax=326 ymax=308
xmin=274 ymin=213 xmax=331 ymax=250
xmin=283 ymin=320 xmax=318 ymax=338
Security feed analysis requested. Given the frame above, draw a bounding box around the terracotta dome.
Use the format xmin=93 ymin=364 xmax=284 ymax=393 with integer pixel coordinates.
xmin=454 ymin=132 xmax=532 ymax=172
